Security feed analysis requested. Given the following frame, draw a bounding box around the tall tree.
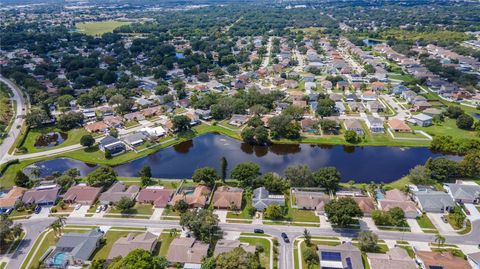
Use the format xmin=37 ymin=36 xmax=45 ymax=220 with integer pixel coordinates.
xmin=220 ymin=157 xmax=228 ymax=181
xmin=324 ymin=197 xmax=363 ymax=227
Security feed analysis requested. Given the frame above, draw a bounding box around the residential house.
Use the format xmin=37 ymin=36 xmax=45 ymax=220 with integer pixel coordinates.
xmin=141 ymin=106 xmax=162 ymax=118
xmin=321 ymin=80 xmax=333 ymax=91
xmin=317 ymin=243 xmax=364 ymax=269
xmin=305 ymin=82 xmax=317 ymax=92
xmin=344 ymin=119 xmax=364 ymax=135
xmin=401 ymin=90 xmax=417 ymax=102
xmin=414 ymin=101 xmax=432 ymax=111
xmin=195 ymin=109 xmax=212 ymax=120
xmin=212 ymin=186 xmax=243 ymax=210
xmin=348 ymin=102 xmax=365 ymax=112
xmin=124 ymin=112 xmax=145 ymax=121
xmin=412 ymin=190 xmax=455 ymax=213
xmin=0 ymin=187 xmax=27 ymax=212
xmin=166 ymin=238 xmax=209 ymax=265
xmin=107 ymin=232 xmax=158 ymax=260
xmin=378 ymin=189 xmax=419 ymax=218
xmin=422 ymin=108 xmax=443 ymax=117
xmin=338 ymin=195 xmax=376 ymax=216
xmin=136 ymin=186 xmax=174 ymax=208
xmin=361 ymin=91 xmax=377 ymax=101
xmin=345 ymin=93 xmax=358 ymax=102
xmin=468 ymin=252 xmax=480 ymax=269
xmin=85 ymin=121 xmax=108 ymax=133
xmin=252 ymin=187 xmax=285 ymax=211
xmin=367 ymin=247 xmax=416 ymax=269
xmin=272 ymin=77 xmax=285 ymax=86
xmin=103 ymin=116 xmax=123 ymax=128
xmin=63 ymin=185 xmax=101 ymax=205
xmin=293 ymin=190 xmax=330 ymax=214
xmin=335 ymin=102 xmax=346 ymax=114
xmin=213 ymin=239 xmax=256 ymax=257
xmin=366 ymin=116 xmax=385 ymax=133
xmin=329 ymin=93 xmax=343 ymax=102
xmin=366 ymin=101 xmax=384 ymax=113
xmin=44 ymin=229 xmax=103 ymax=268
xmin=387 ymin=119 xmax=412 ymax=133
xmin=123 ymin=132 xmax=147 ymax=147
xmin=293 ymin=100 xmax=308 ymax=109
xmin=141 ymin=126 xmax=166 ymax=138
xmin=229 ymin=114 xmax=250 ymax=127
xmin=301 ymin=118 xmax=318 ymax=133
xmin=444 ymin=183 xmax=480 ymax=204
xmin=171 ymin=185 xmax=211 ymax=208
xmin=22 ymin=185 xmax=60 ymax=206
xmin=99 ymin=136 xmax=126 ymax=155
xmin=410 ymin=113 xmax=433 ymax=127
xmin=415 ymin=251 xmax=471 ymax=269
xmin=371 ymin=81 xmax=385 ymax=91
xmin=98 ymin=182 xmax=140 ymax=205
xmin=391 ymin=84 xmax=409 ymax=95
xmin=410 ymin=95 xmax=427 ymax=104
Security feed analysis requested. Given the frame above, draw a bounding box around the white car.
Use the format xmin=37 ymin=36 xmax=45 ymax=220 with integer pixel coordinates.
xmin=95 ymin=206 xmax=102 ymax=213
xmin=75 ymin=204 xmax=82 ymax=210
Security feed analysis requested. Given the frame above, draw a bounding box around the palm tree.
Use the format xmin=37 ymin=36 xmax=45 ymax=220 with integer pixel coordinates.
xmin=169 ymin=228 xmax=179 ymax=238
xmin=434 ymin=234 xmax=446 ymax=250
xmin=50 ymin=222 xmax=60 ymax=237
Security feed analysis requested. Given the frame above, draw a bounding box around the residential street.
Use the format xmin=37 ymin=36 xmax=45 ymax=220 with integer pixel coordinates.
xmin=0 ymin=75 xmax=27 ymax=166
xmin=6 ymin=216 xmax=480 ymax=269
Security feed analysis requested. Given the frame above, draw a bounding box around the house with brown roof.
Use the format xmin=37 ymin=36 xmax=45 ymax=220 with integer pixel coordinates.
xmin=293 ymin=100 xmax=307 ymax=109
xmin=171 ymin=185 xmax=211 ymax=208
xmin=136 ymin=187 xmax=174 ymax=208
xmin=344 ymin=119 xmax=364 ymax=135
xmin=166 ymin=238 xmax=209 ymax=265
xmin=213 ymin=239 xmax=256 ymax=257
xmin=212 ymin=186 xmax=243 ymax=210
xmin=0 ymin=186 xmax=27 ymax=212
xmin=84 ymin=121 xmax=108 ymax=133
xmin=415 ymin=251 xmax=472 ymax=269
xmin=301 ymin=118 xmax=318 ymax=133
xmin=107 ymin=232 xmax=158 ymax=260
xmin=387 ymin=119 xmax=412 ymax=133
xmin=63 ymin=185 xmax=102 ymax=205
xmin=378 ymin=189 xmax=419 ymax=218
xmin=103 ymin=116 xmax=123 ymax=128
xmin=367 ymin=247 xmax=416 ymax=269
xmin=124 ymin=111 xmax=145 ymax=121
xmin=371 ymin=81 xmax=385 ymax=91
xmin=338 ymin=195 xmax=376 ymax=216
xmin=293 ymin=189 xmax=330 ymax=214
xmin=141 ymin=106 xmax=162 ymax=117
xmin=98 ymin=182 xmax=140 ymax=205
xmin=22 ymin=185 xmax=60 ymax=206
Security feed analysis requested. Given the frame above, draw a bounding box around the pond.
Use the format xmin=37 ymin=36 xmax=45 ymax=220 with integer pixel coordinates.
xmin=34 ymin=132 xmax=68 ymax=148
xmin=363 ymin=38 xmax=383 ymax=46
xmin=26 ymin=133 xmax=458 ymax=183
xmin=472 ymin=113 xmax=480 ymax=120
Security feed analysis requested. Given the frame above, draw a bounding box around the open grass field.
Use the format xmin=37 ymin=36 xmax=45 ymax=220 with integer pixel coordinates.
xmin=76 ymin=20 xmax=131 ymax=36
xmin=91 ymin=231 xmax=134 ymax=260
xmin=17 ymin=126 xmax=89 ymax=154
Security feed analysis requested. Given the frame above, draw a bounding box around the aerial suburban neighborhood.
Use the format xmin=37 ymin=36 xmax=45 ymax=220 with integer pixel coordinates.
xmin=0 ymin=0 xmax=479 ymax=269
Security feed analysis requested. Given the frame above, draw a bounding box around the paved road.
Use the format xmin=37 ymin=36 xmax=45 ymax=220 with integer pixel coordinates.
xmin=7 ymin=217 xmax=479 ymax=269
xmin=0 ymin=76 xmax=27 ymax=166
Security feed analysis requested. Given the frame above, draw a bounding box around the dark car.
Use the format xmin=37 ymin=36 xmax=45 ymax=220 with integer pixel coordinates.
xmin=254 ymin=229 xmax=264 ymax=234
xmin=281 ymin=232 xmax=289 ymax=243
xmin=441 ymin=215 xmax=448 ymax=223
xmin=34 ymin=205 xmax=41 ymax=214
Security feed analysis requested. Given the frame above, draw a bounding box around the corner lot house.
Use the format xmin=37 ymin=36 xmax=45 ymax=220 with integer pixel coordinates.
xmin=410 ymin=113 xmax=433 ymax=127
xmin=293 ymin=189 xmax=330 ymax=214
xmin=415 ymin=251 xmax=471 ymax=269
xmin=167 ymin=238 xmax=209 ymax=266
xmin=22 ymin=185 xmax=60 ymax=206
xmin=63 ymin=185 xmax=102 ymax=205
xmin=317 ymin=243 xmax=364 ymax=269
xmin=0 ymin=186 xmax=27 ymax=212
xmin=252 ymin=187 xmax=285 ymax=211
xmin=213 ymin=239 xmax=256 ymax=257
xmin=171 ymin=185 xmax=211 ymax=208
xmin=444 ymin=183 xmax=480 ymax=204
xmin=136 ymin=187 xmax=174 ymax=208
xmin=412 ymin=190 xmax=455 ymax=213
xmin=43 ymin=229 xmax=103 ymax=268
xmin=367 ymin=247 xmax=416 ymax=269
xmin=107 ymin=232 xmax=158 ymax=260
xmin=99 ymin=182 xmax=140 ymax=205
xmin=212 ymin=186 xmax=243 ymax=210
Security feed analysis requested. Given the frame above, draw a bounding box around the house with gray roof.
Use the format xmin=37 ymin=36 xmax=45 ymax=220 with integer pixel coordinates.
xmin=44 ymin=229 xmax=103 ymax=268
xmin=367 ymin=247 xmax=416 ymax=269
xmin=99 ymin=182 xmax=140 ymax=205
xmin=412 ymin=191 xmax=455 ymax=213
xmin=123 ymin=132 xmax=147 ymax=147
xmin=444 ymin=183 xmax=480 ymax=204
xmin=22 ymin=185 xmax=60 ymax=206
xmin=366 ymin=116 xmax=385 ymax=133
xmin=318 ymin=243 xmax=364 ymax=269
xmin=409 ymin=113 xmax=432 ymax=127
xmin=252 ymin=187 xmax=285 ymax=211
xmin=107 ymin=232 xmax=158 ymax=260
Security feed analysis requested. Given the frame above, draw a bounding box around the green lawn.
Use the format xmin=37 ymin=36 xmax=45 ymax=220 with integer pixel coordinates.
xmin=416 ymin=214 xmax=437 ymax=230
xmin=17 ymin=127 xmax=89 ymax=154
xmin=240 ymin=236 xmax=271 ymax=269
xmin=91 ymin=231 xmax=134 ymax=260
xmin=107 ymin=204 xmax=153 ymax=216
xmin=76 ymin=20 xmax=131 ymax=36
xmin=158 ymin=231 xmax=179 ymax=257
xmin=226 ymin=191 xmax=254 ymax=220
xmin=412 ymin=118 xmax=478 ymax=140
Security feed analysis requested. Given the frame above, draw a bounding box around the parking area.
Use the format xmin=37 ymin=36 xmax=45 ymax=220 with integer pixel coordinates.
xmin=69 ymin=205 xmax=89 ymax=217
xmin=427 ymin=213 xmax=456 ymax=234
xmin=30 ymin=205 xmax=52 ymax=219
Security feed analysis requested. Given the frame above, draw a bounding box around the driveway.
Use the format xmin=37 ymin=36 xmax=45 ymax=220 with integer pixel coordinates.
xmin=359 ymin=217 xmax=378 ymax=231
xmin=214 ymin=210 xmax=228 ymax=223
xmin=406 ymin=218 xmax=422 ymax=233
xmin=427 ymin=213 xmax=457 ymax=234
xmin=464 ymin=204 xmax=480 ymax=222
xmin=69 ymin=205 xmax=89 ymax=217
xmin=150 ymin=208 xmax=164 ymax=220
xmin=29 ymin=206 xmax=51 ymax=219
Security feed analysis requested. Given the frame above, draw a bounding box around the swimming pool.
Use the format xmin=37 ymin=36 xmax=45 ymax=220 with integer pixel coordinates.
xmin=51 ymin=252 xmax=67 ymax=267
xmin=375 ymin=189 xmax=384 ymax=200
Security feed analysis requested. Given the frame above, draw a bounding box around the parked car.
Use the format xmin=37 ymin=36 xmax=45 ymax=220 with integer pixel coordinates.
xmin=34 ymin=206 xmax=41 ymax=214
xmin=96 ymin=206 xmax=102 ymax=213
xmin=254 ymin=229 xmax=264 ymax=234
xmin=441 ymin=215 xmax=448 ymax=223
xmin=75 ymin=204 xmax=82 ymax=210
xmin=102 ymin=204 xmax=108 ymax=211
xmin=281 ymin=232 xmax=289 ymax=243
xmin=5 ymin=208 xmax=13 ymax=215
